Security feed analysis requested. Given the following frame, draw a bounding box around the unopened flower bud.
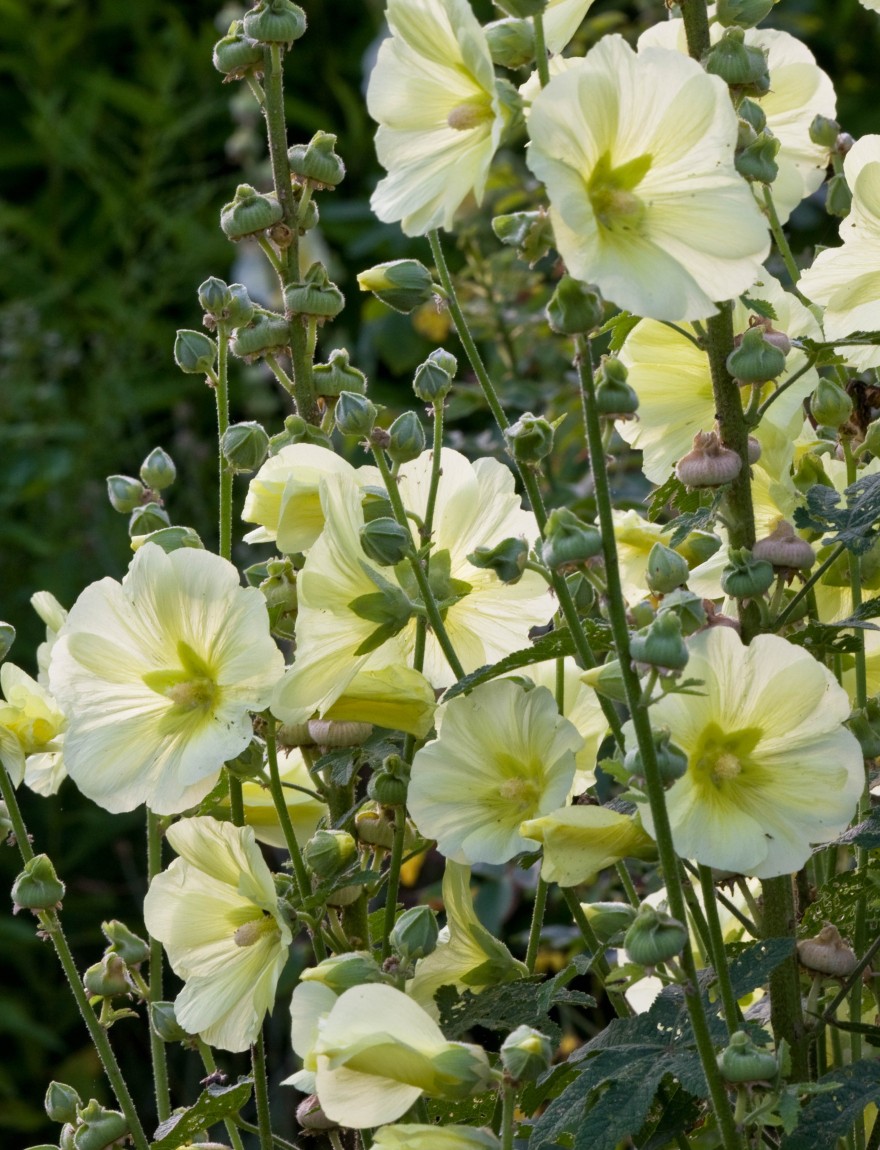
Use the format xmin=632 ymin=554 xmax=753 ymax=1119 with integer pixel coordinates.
xmin=727 ymin=325 xmax=786 ymax=383
xmin=355 ymin=805 xmax=397 ymax=849
xmin=230 ymin=311 xmax=292 ymax=360
xmin=500 ymin=1025 xmax=553 ymax=1083
xmin=810 ymin=377 xmax=853 ymax=428
xmin=174 ymin=329 xmax=217 ymax=374
xmin=847 ymin=697 xmax=880 ymax=758
xmin=368 ymin=754 xmax=410 ymax=806
xmin=735 ymin=130 xmax=780 ymax=184
xmin=61 ymin=1123 xmax=77 ymax=1150
xmin=150 ymin=1001 xmax=191 ymax=1044
xmin=413 ymin=352 xmax=456 ymax=403
xmin=676 ymin=430 xmax=742 ymax=487
xmin=357 ymin=260 xmax=437 ymax=314
xmin=658 ymin=588 xmax=708 ymax=636
xmin=288 ymin=130 xmax=345 ymax=187
xmin=720 ymin=546 xmax=775 ymax=599
xmin=704 ymin=28 xmax=770 ymax=95
xmin=220 ymin=184 xmax=283 ymax=241
xmin=391 ymin=905 xmax=440 ymax=963
xmin=303 ymin=829 xmax=357 ymax=878
xmin=73 ymin=1100 xmax=128 ymax=1150
xmin=387 ymin=411 xmax=426 ymax=465
xmin=297 ymin=1094 xmax=338 ymax=1131
xmin=467 ymin=537 xmax=529 ymax=584
xmin=492 ymin=208 xmax=554 ymax=265
xmin=809 ymin=114 xmax=841 ymax=149
xmin=505 ymin=412 xmax=557 ymax=464
xmin=0 ymin=623 xmax=14 ymax=662
xmin=45 ymin=1081 xmax=82 ymax=1125
xmin=825 ymin=172 xmax=852 ymax=218
xmin=106 ymin=475 xmax=145 ymax=514
xmin=127 ymin=503 xmax=171 ymax=538
xmin=546 ymin=276 xmax=603 ymax=335
xmin=284 ymin=263 xmax=345 ymax=321
xmin=301 ymin=951 xmax=386 ymax=992
xmin=797 ymin=923 xmax=858 ymax=977
xmin=213 ymin=25 xmax=263 ymax=79
xmin=582 ymin=900 xmax=637 ymax=942
xmin=335 ymin=390 xmax=377 ymax=437
xmin=715 ymin=0 xmax=775 ymax=28
xmin=221 ymin=421 xmax=270 ymax=474
xmin=130 ymin=525 xmax=203 ymax=554
xmin=624 ymin=726 xmax=689 ymax=783
xmin=624 ymin=904 xmax=688 ymax=966
xmin=12 ymin=854 xmax=65 ymax=912
xmin=541 ymin=507 xmax=602 ymax=568
xmin=307 ymin=719 xmax=373 ymax=748
xmin=242 ymin=0 xmax=307 ymax=45
xmin=485 ymin=17 xmax=535 ymax=68
xmin=360 ymin=517 xmax=413 ymax=566
xmin=752 ymin=520 xmax=814 ymax=569
xmin=646 ymin=543 xmax=690 ymax=594
xmin=738 ymin=97 xmax=767 ymax=134
xmin=313 ymin=348 xmax=367 ymax=397
xmin=629 ymin=612 xmax=689 ymax=672
xmin=717 ymin=1030 xmax=778 ymax=1082
xmin=198 ymin=276 xmax=233 ymax=317
xmin=226 ymin=282 xmax=255 ymax=327
xmin=630 ymin=599 xmax=656 ymax=629
xmin=580 ymin=658 xmax=627 ymax=703
xmin=101 ymin=920 xmax=149 ymax=967
xmin=139 ymin=447 xmax=176 ymax=492
xmin=84 ymin=953 xmax=131 ymax=999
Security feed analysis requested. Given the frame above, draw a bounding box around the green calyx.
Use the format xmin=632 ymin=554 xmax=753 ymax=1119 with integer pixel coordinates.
xmin=142 ymin=641 xmax=218 ymax=713
xmin=587 ymin=152 xmax=652 ymax=235
xmin=288 ymin=130 xmax=345 ymax=187
xmin=220 ymin=184 xmax=283 ymax=240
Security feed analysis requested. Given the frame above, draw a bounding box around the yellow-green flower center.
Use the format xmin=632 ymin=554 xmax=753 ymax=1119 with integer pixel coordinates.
xmin=233 ymin=914 xmax=280 ymax=948
xmin=447 ymin=97 xmax=493 ymax=131
xmin=497 ymin=770 xmax=541 ymax=813
xmin=587 ymin=152 xmax=652 ymax=235
xmin=142 ymin=641 xmax=219 ymax=713
xmin=690 ymin=722 xmax=762 ymax=789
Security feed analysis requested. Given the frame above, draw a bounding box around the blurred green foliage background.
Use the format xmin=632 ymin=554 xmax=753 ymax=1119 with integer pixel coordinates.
xmin=1 ymin=0 xmax=879 ymax=1144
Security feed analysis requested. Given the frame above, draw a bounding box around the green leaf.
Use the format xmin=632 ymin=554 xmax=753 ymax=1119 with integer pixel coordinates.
xmin=799 ymin=863 xmax=880 ymax=938
xmin=841 ymin=808 xmax=880 ymax=850
xmin=727 ymin=938 xmax=796 ymax=999
xmin=597 ymin=310 xmax=640 ymax=353
xmin=779 ymin=1061 xmax=880 ymax=1149
xmin=425 ymin=1092 xmax=498 ymax=1128
xmin=151 ymin=1080 xmax=253 ymax=1149
xmin=741 ymin=294 xmax=778 ymax=321
xmin=793 ymin=475 xmax=880 ymax=555
xmin=646 ymin=475 xmax=702 ymax=522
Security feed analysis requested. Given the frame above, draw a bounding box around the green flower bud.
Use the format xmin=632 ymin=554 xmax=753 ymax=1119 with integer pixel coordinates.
xmin=485 ymin=18 xmax=535 ymax=69
xmin=361 ymin=486 xmax=395 ymax=524
xmin=735 ymin=130 xmax=780 ymax=184
xmin=268 ymin=413 xmax=333 ymax=455
xmin=359 ymin=517 xmax=412 ymax=567
xmin=582 ymin=900 xmax=638 ymax=942
xmin=859 ymin=417 xmax=880 ymax=460
xmin=229 ymin=313 xmax=290 ymax=361
xmin=847 ymin=699 xmax=880 ymax=758
xmin=139 ymin=447 xmax=176 ymax=492
xmin=492 ymin=208 xmax=554 ymax=266
xmin=300 ymin=951 xmax=386 ymax=993
xmin=546 ymin=276 xmax=603 ymax=335
xmin=720 ymin=546 xmax=775 ymax=598
xmin=703 ymin=28 xmax=770 ymax=95
xmin=150 ymin=1001 xmax=191 ymax=1044
xmin=61 ymin=1124 xmax=77 ymax=1150
xmin=101 ymin=920 xmax=149 ymax=966
xmin=0 ymin=622 xmax=14 ymax=662
xmin=221 ymin=421 xmax=270 ymax=474
xmin=429 ymin=1043 xmax=497 ymax=1099
xmin=12 ymin=854 xmax=65 ymax=912
xmin=72 ymin=1101 xmax=128 ymax=1150
xmin=226 ymin=283 xmax=256 ymax=327
xmin=810 ymin=377 xmax=853 ymax=428
xmin=624 ymin=725 xmax=689 ymax=783
xmin=658 ymin=588 xmax=708 ymax=636
xmin=296 ymin=1095 xmax=338 ymax=1132
xmin=335 ymin=390 xmax=377 ymax=437
xmin=212 ymin=26 xmax=264 ymax=79
xmin=542 ymin=507 xmax=602 ymax=569
xmin=413 ymin=352 xmax=456 ymax=403
xmin=387 ymin=411 xmax=426 ymax=465
xmin=288 ymin=130 xmax=345 ymax=188
xmin=174 ymin=329 xmax=217 ymax=374
xmin=390 ymin=905 xmax=439 ymax=963
xmin=242 ymin=0 xmax=307 ymax=45
xmin=84 ymin=953 xmax=131 ymax=999
xmin=220 ymin=184 xmax=283 ymax=241
xmin=106 ymin=475 xmax=145 ymax=514
xmin=825 ymin=172 xmax=852 ymax=218
xmin=566 ymin=570 xmax=595 ymax=613
xmin=809 ymin=114 xmax=841 ymax=149
xmin=598 ymin=356 xmax=629 ymax=386
xmin=738 ymin=96 xmax=767 ymax=134
xmin=45 ymin=1081 xmax=82 ymax=1125
xmin=645 ymin=543 xmax=690 ymax=594
xmin=717 ymin=1030 xmax=778 ymax=1083
xmin=198 ymin=276 xmax=233 ymax=316
xmin=284 ymin=263 xmax=345 ymax=321
xmin=624 ymin=904 xmax=688 ymax=966
xmin=629 ymin=611 xmax=689 ymax=671
xmin=580 ymin=658 xmax=627 ymax=703
xmin=752 ymin=520 xmax=814 ymax=569
xmin=368 ymin=754 xmax=411 ymax=807
xmin=127 ymin=503 xmax=171 ymax=538
xmin=313 ymin=348 xmax=367 ymax=397
xmin=500 ymin=1025 xmax=553 ymax=1083
xmin=130 ymin=526 xmax=203 ymax=554
xmin=676 ymin=430 xmax=742 ymax=488
xmin=357 ymin=259 xmax=436 ymax=314
xmin=727 ymin=325 xmax=786 ymax=383
xmin=307 ymin=719 xmax=373 ymax=747
xmin=630 ymin=599 xmax=656 ymax=629
xmin=467 ymin=537 xmax=529 ymax=584
xmin=797 ymin=923 xmax=858 ymax=977
xmin=715 ymin=0 xmax=775 ymax=29
xmin=303 ymin=829 xmax=358 ymax=878
xmin=594 ymin=375 xmax=639 ymax=418
xmin=504 ymin=411 xmax=557 ymax=464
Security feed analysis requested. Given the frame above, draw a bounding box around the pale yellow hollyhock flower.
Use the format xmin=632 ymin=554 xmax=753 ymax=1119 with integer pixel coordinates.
xmin=242 ymin=443 xmax=380 ymax=554
xmin=520 ymin=806 xmax=655 ymax=887
xmin=408 ymin=679 xmax=583 ymax=865
xmin=632 ymin=628 xmax=864 ymax=878
xmin=49 ymin=544 xmax=284 ymax=814
xmin=859 ymin=0 xmax=880 ymax=11
xmin=542 ymin=0 xmax=595 ymax=52
xmin=374 ymin=1126 xmax=500 ymax=1150
xmin=617 ymin=273 xmax=822 ymax=485
xmin=639 ymin=16 xmax=836 ymax=223
xmin=309 ymin=983 xmax=495 ymax=1128
xmin=408 ymin=860 xmax=527 ymax=1014
xmin=318 ymin=665 xmax=436 ymax=739
xmin=143 ymin=816 xmax=292 ymax=1052
xmin=0 ymin=663 xmax=66 ymax=787
xmin=286 ymin=979 xmax=339 ymax=1094
xmin=799 ymin=135 xmax=880 ymax=370
xmin=367 ymin=0 xmax=507 ymax=235
xmin=611 ymin=510 xmax=719 ymax=605
xmin=272 ymin=451 xmax=553 ymax=725
xmin=525 ymin=35 xmax=769 ymax=322
xmin=237 ymin=747 xmax=327 ymax=850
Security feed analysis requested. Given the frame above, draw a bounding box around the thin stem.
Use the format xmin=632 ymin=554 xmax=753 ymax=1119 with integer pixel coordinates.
xmin=256 ymin=235 xmax=285 ymax=277
xmin=698 ymin=865 xmax=741 ymax=1036
xmin=561 ymin=887 xmax=631 ymax=1020
xmin=532 ymin=11 xmax=550 ymax=88
xmin=423 ymin=400 xmax=445 ymax=543
xmin=146 ymin=810 xmax=171 ymax=1123
xmin=525 ymin=875 xmax=549 ymax=973
xmin=661 ymin=320 xmax=703 ymax=348
xmin=615 ymin=861 xmax=641 ymax=908
xmin=251 ymin=1031 xmax=274 ymax=1150
xmin=773 ymin=542 xmax=847 ymax=628
xmin=762 ymin=185 xmax=808 ymax=297
xmin=501 ymin=1080 xmax=517 ymax=1150
xmin=381 ymin=805 xmax=407 ymax=961
xmin=198 ymin=1042 xmax=246 ymax=1150
xmin=236 ymin=1121 xmax=300 ymax=1150
xmin=215 ymin=324 xmax=232 ymax=562
xmin=753 ymin=356 xmax=817 ymax=423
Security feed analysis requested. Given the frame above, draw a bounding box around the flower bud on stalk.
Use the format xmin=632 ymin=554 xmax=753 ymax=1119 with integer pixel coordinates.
xmin=358 ymin=260 xmax=437 ymax=314
xmin=221 ymin=421 xmax=270 ymax=473
xmin=288 ymin=130 xmax=346 ymax=188
xmin=12 ymin=854 xmax=65 ymax=913
xmin=624 ymin=904 xmax=688 ymax=966
xmin=717 ymin=1031 xmax=778 ymax=1082
xmin=676 ymin=430 xmax=742 ymax=488
xmin=546 ymin=276 xmax=603 ymax=335
xmin=220 ymin=184 xmax=284 ymax=240
xmin=313 ymin=348 xmax=367 ymax=397
xmin=468 ymin=538 xmax=529 ymax=584
xmin=139 ymin=447 xmax=176 ymax=492
xmin=500 ymin=1025 xmax=553 ymax=1083
xmin=391 ymin=905 xmax=439 ymax=963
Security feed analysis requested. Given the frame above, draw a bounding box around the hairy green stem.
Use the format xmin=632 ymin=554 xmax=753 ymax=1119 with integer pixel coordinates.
xmin=698 ymin=866 xmax=741 ymax=1036
xmin=761 ymin=875 xmax=808 ymax=1078
xmin=679 ymin=0 xmax=711 ymax=58
xmin=532 ymin=12 xmax=550 ymax=88
xmin=501 ymin=1080 xmax=517 ymax=1150
xmin=381 ymin=805 xmax=407 ymax=961
xmin=615 ymin=861 xmax=641 ymax=908
xmin=561 ymin=887 xmax=631 ymax=1020
xmin=198 ymin=1042 xmax=246 ymax=1150
xmin=215 ymin=325 xmax=232 ymax=563
xmin=146 ymin=810 xmax=171 ymax=1122
xmin=525 ymin=875 xmax=549 ymax=973
xmin=762 ymin=185 xmax=808 ymax=296
xmin=252 ymin=1031 xmax=274 ymax=1150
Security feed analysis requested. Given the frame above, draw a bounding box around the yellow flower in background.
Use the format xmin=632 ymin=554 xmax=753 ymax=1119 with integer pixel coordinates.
xmin=526 ymin=35 xmax=769 ymax=321
xmin=0 ymin=663 xmax=66 ymax=787
xmin=287 ymin=979 xmax=339 ymax=1094
xmin=367 ymin=0 xmax=507 ymax=235
xmin=31 ymin=591 xmax=67 ymax=688
xmin=374 ymin=1126 xmax=501 ymax=1150
xmin=639 ymin=17 xmax=836 ymax=223
xmin=799 ymin=134 xmax=880 ymax=370
xmin=49 ymin=544 xmax=284 ymax=814
xmin=633 ymin=628 xmax=864 ymax=878
xmin=143 ymin=816 xmax=291 ymax=1052
xmin=617 ymin=273 xmax=822 ymax=485
xmin=238 ymin=747 xmax=327 ymax=850
xmin=520 ymin=805 xmax=655 ymax=887
xmin=408 ymin=679 xmax=583 ymax=865
xmin=612 ymin=510 xmax=719 ymax=605
xmin=542 ymin=0 xmax=596 ymax=52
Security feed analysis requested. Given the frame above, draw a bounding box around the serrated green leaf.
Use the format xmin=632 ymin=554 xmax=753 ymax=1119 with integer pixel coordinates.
xmin=841 ymin=808 xmax=880 ymax=850
xmin=799 ymin=864 xmax=880 ymax=937
xmin=779 ymin=1061 xmax=880 ymax=1149
xmin=726 ymin=938 xmax=796 ymax=999
xmin=741 ymin=294 xmax=778 ymax=321
xmin=793 ymin=475 xmax=880 ymax=555
xmin=647 ymin=475 xmax=703 ymax=523
xmin=425 ymin=1092 xmax=499 ymax=1128
xmin=596 ymin=310 xmax=640 ymax=353
xmin=151 ymin=1080 xmax=253 ymax=1150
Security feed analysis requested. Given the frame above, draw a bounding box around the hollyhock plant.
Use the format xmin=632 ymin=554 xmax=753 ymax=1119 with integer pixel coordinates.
xmin=48 ymin=543 xmax=284 ymax=814
xmin=0 ymin=662 xmax=66 ymax=787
